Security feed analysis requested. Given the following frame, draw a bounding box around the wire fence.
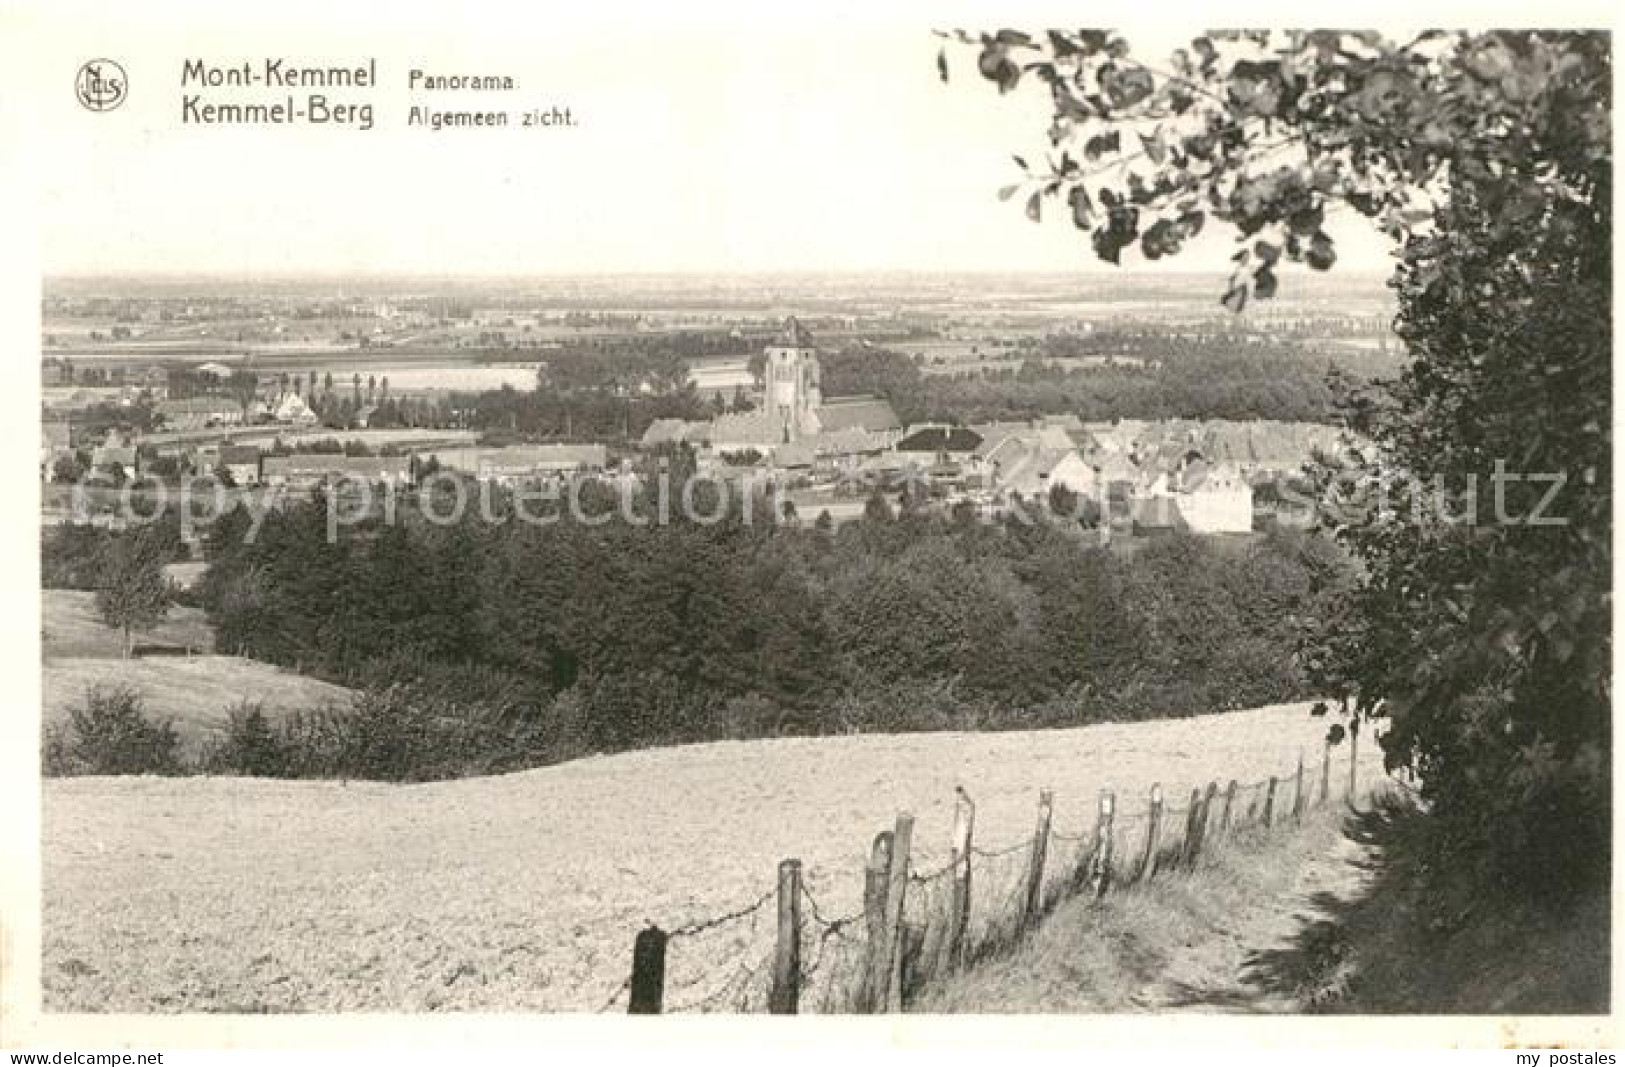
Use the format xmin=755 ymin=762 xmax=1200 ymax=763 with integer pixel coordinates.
xmin=608 ymin=734 xmax=1386 ymax=1015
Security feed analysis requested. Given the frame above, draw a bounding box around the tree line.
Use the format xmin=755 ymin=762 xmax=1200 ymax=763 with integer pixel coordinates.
xmin=77 ymin=477 xmax=1358 ymax=780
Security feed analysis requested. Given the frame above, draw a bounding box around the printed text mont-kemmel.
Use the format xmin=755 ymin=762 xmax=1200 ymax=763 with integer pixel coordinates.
xmin=180 ymin=58 xmax=377 ymax=130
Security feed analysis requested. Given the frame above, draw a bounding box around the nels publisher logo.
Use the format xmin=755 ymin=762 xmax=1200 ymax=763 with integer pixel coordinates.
xmin=75 ymin=59 xmax=127 ymax=112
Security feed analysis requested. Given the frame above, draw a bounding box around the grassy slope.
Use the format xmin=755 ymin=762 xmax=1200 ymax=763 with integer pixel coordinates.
xmin=914 ymin=807 xmax=1370 ymax=1012
xmin=42 ymin=589 xmax=354 ymax=749
xmin=915 ymin=796 xmax=1609 ymax=1014
xmin=42 ymin=590 xmax=215 ymax=658
xmin=43 ymin=658 xmax=355 ymax=746
xmin=43 ymin=703 xmax=1368 ymax=1012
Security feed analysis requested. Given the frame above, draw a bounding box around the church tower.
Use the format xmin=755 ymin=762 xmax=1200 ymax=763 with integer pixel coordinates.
xmin=763 ymin=316 xmax=821 ymax=443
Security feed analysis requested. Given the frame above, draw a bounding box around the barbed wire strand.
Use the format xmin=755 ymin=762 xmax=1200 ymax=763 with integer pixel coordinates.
xmin=667 ymin=886 xmax=776 ymax=941
xmin=597 ymin=976 xmax=632 ymax=1014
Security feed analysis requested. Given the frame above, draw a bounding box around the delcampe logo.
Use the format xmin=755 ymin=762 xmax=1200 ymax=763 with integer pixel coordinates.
xmin=75 ymin=59 xmax=127 ymax=112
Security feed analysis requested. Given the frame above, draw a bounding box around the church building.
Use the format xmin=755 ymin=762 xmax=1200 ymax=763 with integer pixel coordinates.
xmin=703 ymin=318 xmax=902 ymax=458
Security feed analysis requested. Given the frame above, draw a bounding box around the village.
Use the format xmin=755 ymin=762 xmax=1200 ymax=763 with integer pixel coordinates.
xmin=40 ymin=318 xmax=1340 ymax=539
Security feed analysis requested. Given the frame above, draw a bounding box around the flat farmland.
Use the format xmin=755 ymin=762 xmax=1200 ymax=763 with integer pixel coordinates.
xmin=42 ymin=702 xmax=1385 ymax=1012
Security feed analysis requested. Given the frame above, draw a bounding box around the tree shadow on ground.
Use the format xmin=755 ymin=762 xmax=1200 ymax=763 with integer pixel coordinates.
xmin=1160 ymin=797 xmax=1610 ymax=1014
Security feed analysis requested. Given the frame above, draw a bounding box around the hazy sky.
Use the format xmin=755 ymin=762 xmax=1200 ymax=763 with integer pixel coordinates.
xmin=8 ymin=2 xmax=1532 ymax=278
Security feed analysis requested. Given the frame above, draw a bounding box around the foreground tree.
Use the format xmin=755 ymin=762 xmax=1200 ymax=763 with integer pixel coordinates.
xmin=946 ymin=29 xmax=1610 ymax=892
xmin=94 ymin=534 xmax=173 ymax=658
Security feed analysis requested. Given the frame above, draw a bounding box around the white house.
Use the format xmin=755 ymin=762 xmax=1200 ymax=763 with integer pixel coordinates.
xmin=1174 ymin=462 xmax=1254 ymax=533
xmin=271 ymin=392 xmax=320 ymax=426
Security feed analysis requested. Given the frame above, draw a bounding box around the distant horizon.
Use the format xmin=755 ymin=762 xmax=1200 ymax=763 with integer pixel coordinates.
xmin=45 ymin=266 xmax=1398 ymax=281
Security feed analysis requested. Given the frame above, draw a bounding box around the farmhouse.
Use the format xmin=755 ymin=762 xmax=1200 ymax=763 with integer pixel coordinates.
xmin=1174 ymin=461 xmax=1254 ymax=534
xmin=157 ymin=397 xmax=244 ymax=431
xmin=133 ymin=365 xmax=170 ymax=398
xmin=895 ymin=425 xmax=983 ymax=461
xmin=261 ymin=454 xmax=412 ymax=489
xmin=994 ymin=446 xmax=1100 ymax=500
xmin=270 ymin=392 xmax=320 ymax=427
xmin=641 ymin=419 xmax=712 ymax=449
xmin=90 ymin=435 xmax=138 ymax=480
xmin=216 ymin=445 xmax=262 ymax=486
xmin=423 ymin=444 xmax=608 ymax=482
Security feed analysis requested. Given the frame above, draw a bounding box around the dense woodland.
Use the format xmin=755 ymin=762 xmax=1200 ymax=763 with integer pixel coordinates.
xmin=97 ymin=478 xmax=1346 ymax=779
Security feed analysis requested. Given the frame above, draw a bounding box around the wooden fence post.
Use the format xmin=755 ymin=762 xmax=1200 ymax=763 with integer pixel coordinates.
xmin=1320 ymin=741 xmax=1332 ymax=806
xmin=1293 ymin=752 xmax=1306 ymax=824
xmin=941 ymin=787 xmax=975 ymax=975
xmin=769 ymin=859 xmax=802 ymax=1014
xmin=1087 ymin=790 xmax=1115 ymax=898
xmin=857 ymin=830 xmax=892 ymax=1013
xmin=1220 ymin=780 xmax=1237 ymax=835
xmin=628 ymin=926 xmax=667 ymax=1014
xmin=1348 ymin=720 xmax=1360 ymax=806
xmin=1022 ymin=790 xmax=1054 ymax=926
xmin=1188 ymin=782 xmax=1217 ymax=870
xmin=1181 ymin=788 xmax=1202 ymax=867
xmin=879 ymin=813 xmax=914 ymax=1012
xmin=1140 ymin=784 xmax=1164 ymax=881
xmin=1263 ymin=776 xmax=1278 ymax=829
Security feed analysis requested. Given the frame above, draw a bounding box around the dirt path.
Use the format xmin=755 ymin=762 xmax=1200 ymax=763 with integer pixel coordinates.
xmin=1128 ymin=827 xmax=1380 ymax=1012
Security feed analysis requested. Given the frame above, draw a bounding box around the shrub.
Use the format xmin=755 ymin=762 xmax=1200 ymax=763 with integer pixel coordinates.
xmin=51 ymin=685 xmax=182 ymax=776
xmin=205 ymin=701 xmax=289 ymax=777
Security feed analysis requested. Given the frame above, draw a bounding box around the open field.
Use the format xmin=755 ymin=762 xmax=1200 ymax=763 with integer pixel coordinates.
xmin=43 ymin=702 xmax=1385 ymax=1012
xmin=43 ymin=591 xmax=214 ymax=658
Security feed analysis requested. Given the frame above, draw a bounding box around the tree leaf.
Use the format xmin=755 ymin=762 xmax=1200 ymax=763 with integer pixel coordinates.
xmin=1100 ymin=66 xmax=1156 ymax=109
xmin=1068 ymin=185 xmax=1094 ymax=229
xmin=1084 ymin=130 xmax=1121 ymax=162
xmin=1306 ymin=232 xmax=1337 ymax=270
